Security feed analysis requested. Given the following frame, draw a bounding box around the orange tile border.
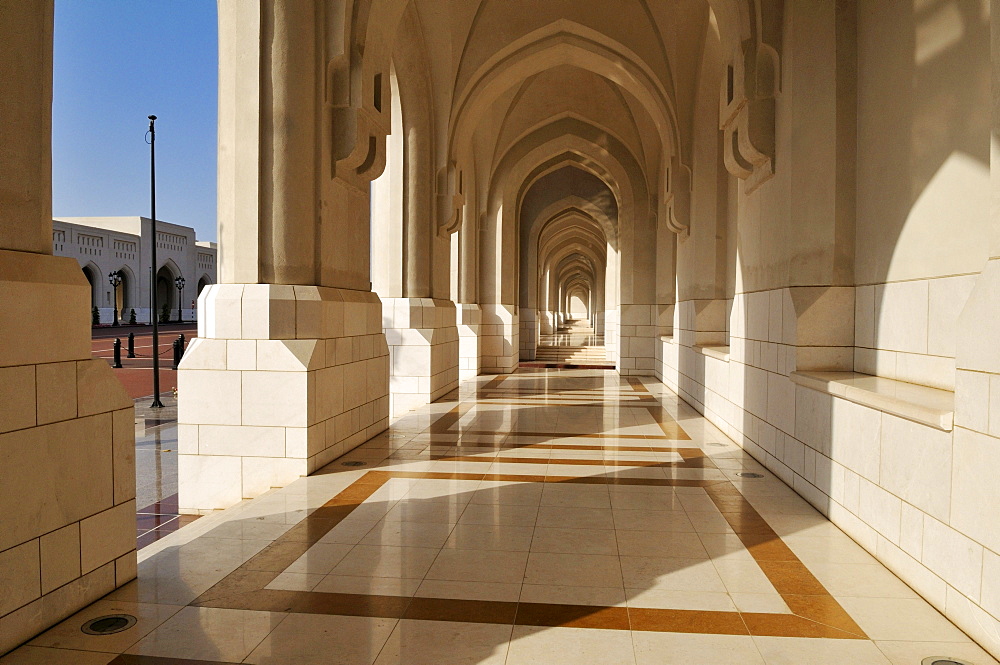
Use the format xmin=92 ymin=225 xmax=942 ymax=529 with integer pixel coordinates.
xmin=182 ymin=374 xmax=867 ymax=641
xmin=189 ymin=467 xmax=867 ymax=640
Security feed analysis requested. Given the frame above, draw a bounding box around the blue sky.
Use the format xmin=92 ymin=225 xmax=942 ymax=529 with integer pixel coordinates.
xmin=53 ymin=1 xmax=218 ymax=242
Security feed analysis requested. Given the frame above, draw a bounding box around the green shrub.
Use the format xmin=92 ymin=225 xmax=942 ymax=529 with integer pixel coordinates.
xmin=129 ymin=308 xmax=137 ymax=325
xmin=92 ymin=306 xmax=100 ymax=326
xmin=159 ymin=302 xmax=170 ymax=323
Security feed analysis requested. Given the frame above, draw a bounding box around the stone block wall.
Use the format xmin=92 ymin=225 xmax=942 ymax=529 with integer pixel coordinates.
xmin=658 ymin=284 xmax=1000 ymax=658
xmin=381 ymin=297 xmax=459 ymax=417
xmin=855 ymin=274 xmax=979 ymax=391
xmin=457 ymin=304 xmax=482 ymax=380
xmin=178 ymin=284 xmax=389 ymax=512
xmin=480 ymin=304 xmax=518 ymax=373
xmin=0 ymin=252 xmax=136 ymax=655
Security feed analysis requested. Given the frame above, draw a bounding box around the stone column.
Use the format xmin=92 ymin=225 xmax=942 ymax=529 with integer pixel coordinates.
xmin=178 ymin=0 xmax=389 ymax=511
xmin=456 ymin=212 xmax=483 ymax=380
xmin=604 ymin=244 xmax=620 ymax=365
xmin=519 ymin=308 xmax=537 ymax=360
xmin=370 ymin=57 xmax=459 ymax=417
xmin=0 ymin=1 xmax=135 ymax=653
xmin=457 ymin=303 xmax=482 ymax=380
xmin=381 ymin=298 xmax=459 ymax=417
xmin=480 ymin=304 xmax=519 ymax=373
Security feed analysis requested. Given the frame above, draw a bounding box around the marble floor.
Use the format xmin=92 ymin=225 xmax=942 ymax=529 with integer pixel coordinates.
xmin=3 ymin=370 xmax=997 ymax=665
xmin=133 ymin=395 xmax=199 ymax=548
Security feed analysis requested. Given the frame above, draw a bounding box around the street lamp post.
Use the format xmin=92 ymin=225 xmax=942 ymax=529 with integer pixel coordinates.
xmin=174 ymin=276 xmax=186 ymax=323
xmin=147 ymin=115 xmax=163 ymax=408
xmin=108 ymin=271 xmax=122 ymax=326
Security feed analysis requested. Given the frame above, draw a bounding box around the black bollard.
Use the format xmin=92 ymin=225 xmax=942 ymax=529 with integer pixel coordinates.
xmin=113 ymin=338 xmax=123 ymax=368
xmin=171 ymin=336 xmax=182 ymax=370
xmin=127 ymin=332 xmax=136 ymax=358
xmin=179 ymin=333 xmax=185 ymax=349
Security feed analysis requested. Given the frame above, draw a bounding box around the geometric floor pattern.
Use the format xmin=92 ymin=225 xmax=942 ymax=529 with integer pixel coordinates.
xmin=4 ymin=370 xmax=997 ymax=664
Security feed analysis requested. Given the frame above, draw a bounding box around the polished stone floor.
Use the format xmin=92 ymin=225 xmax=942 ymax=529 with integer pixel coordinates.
xmin=3 ymin=370 xmax=997 ymax=664
xmin=133 ymin=395 xmax=199 ymax=548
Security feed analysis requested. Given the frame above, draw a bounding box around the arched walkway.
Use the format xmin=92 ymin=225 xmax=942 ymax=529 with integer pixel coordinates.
xmin=4 ymin=2 xmax=1000 ymax=662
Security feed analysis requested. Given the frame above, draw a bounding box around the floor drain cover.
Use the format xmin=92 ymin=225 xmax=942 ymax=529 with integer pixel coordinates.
xmin=342 ymin=460 xmax=367 ymax=467
xmin=81 ymin=614 xmax=137 ymax=635
xmin=736 ymin=472 xmax=764 ymax=478
xmin=922 ymin=659 xmax=976 ymax=665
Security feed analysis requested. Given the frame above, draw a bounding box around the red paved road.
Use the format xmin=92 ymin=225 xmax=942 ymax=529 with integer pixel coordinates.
xmin=92 ymin=323 xmax=198 ymax=399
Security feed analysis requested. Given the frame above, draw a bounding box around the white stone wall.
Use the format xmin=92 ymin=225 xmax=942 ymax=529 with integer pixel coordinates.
xmin=382 ymin=298 xmax=459 ymax=417
xmin=0 ymin=252 xmax=136 ymax=654
xmin=603 ymin=308 xmax=618 ymax=365
xmin=618 ymin=304 xmax=656 ymax=375
xmin=658 ymin=286 xmax=1000 ymax=657
xmin=518 ymin=307 xmax=537 ymax=361
xmin=855 ymin=274 xmax=978 ymax=391
xmin=457 ymin=304 xmax=482 ymax=380
xmin=480 ymin=304 xmax=519 ymax=373
xmin=178 ymin=285 xmax=389 ymax=511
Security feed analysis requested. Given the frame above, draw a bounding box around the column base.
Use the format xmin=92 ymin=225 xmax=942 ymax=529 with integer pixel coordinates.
xmin=480 ymin=304 xmax=519 ymax=373
xmin=519 ymin=308 xmax=537 ymax=361
xmin=178 ymin=284 xmax=389 ymax=512
xmin=457 ymin=303 xmax=482 ymax=380
xmin=0 ymin=251 xmax=135 ymax=654
xmin=382 ymin=298 xmax=459 ymax=418
xmin=618 ymin=304 xmax=656 ymax=375
xmin=604 ymin=309 xmax=619 ymax=364
xmin=539 ymin=311 xmax=556 ymax=335
xmin=594 ymin=310 xmax=605 ymax=336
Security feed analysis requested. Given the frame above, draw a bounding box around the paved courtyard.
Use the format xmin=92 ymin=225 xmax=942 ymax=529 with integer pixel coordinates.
xmin=92 ymin=323 xmax=198 ymax=399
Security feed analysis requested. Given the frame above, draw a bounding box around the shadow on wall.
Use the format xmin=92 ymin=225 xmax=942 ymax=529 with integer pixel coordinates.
xmin=670 ymin=0 xmax=996 ymax=656
xmin=666 ymin=0 xmax=994 ymax=653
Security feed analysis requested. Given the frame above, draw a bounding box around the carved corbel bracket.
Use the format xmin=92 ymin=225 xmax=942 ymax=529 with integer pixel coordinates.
xmin=664 ymin=156 xmax=691 ymax=235
xmin=436 ymin=162 xmax=466 ymax=236
xmin=720 ymin=41 xmax=779 ymax=194
xmin=327 ymin=54 xmax=390 ymax=181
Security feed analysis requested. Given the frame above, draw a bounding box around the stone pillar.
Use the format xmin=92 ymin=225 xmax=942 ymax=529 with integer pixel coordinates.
xmin=368 ymin=54 xmax=459 ymax=415
xmin=0 ymin=1 xmax=135 ymax=653
xmin=382 ymin=298 xmax=459 ymax=417
xmin=457 ymin=303 xmax=482 ymax=380
xmin=539 ymin=310 xmax=556 ymax=335
xmin=618 ymin=303 xmax=657 ymax=375
xmin=519 ymin=307 xmax=537 ymax=360
xmin=480 ymin=304 xmax=519 ymax=373
xmin=178 ymin=1 xmax=390 ymax=511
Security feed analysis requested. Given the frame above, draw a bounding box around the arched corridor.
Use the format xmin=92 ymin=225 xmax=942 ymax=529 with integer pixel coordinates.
xmin=3 ymin=0 xmax=1000 ymax=662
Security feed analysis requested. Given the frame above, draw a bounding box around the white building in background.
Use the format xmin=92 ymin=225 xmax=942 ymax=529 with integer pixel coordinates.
xmin=53 ymin=216 xmax=217 ymax=324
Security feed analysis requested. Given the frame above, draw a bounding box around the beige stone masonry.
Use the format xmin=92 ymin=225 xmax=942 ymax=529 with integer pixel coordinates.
xmin=659 ymin=276 xmax=1000 ymax=658
xmin=518 ymin=307 xmax=537 ymax=360
xmin=480 ymin=303 xmax=519 ymax=373
xmin=381 ymin=297 xmax=459 ymax=417
xmin=618 ymin=303 xmax=656 ymax=375
xmin=457 ymin=303 xmax=482 ymax=380
xmin=791 ymin=370 xmax=955 ymax=431
xmin=178 ymin=284 xmax=389 ymax=512
xmin=0 ymin=251 xmax=135 ymax=655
